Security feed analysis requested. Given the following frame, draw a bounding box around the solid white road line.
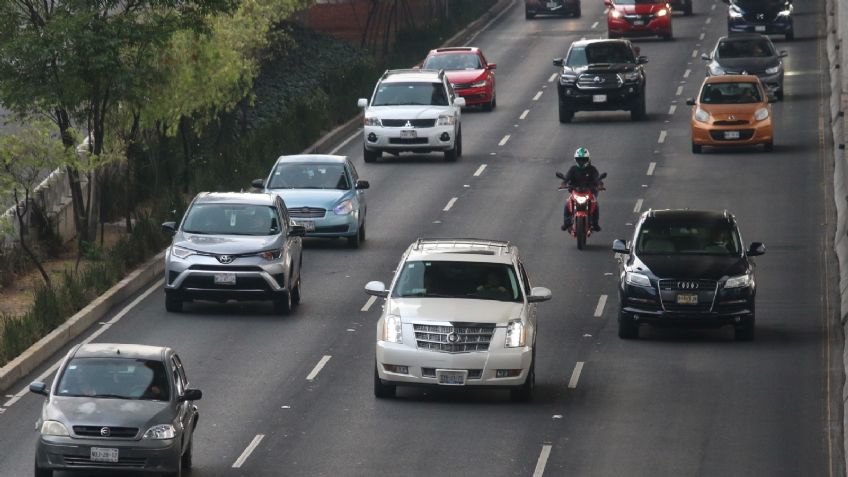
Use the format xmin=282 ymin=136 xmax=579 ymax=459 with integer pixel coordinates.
xmin=658 ymin=130 xmax=667 ymax=143
xmin=2 ymin=278 xmax=165 ymax=409
xmin=361 ymin=296 xmax=377 ymax=312
xmin=568 ymin=362 xmax=585 ymax=388
xmin=232 ymin=434 xmax=265 ymax=468
xmin=591 ymin=21 xmax=599 ymax=28
xmin=473 ymin=164 xmax=488 ymax=176
xmin=306 ymin=355 xmax=332 ymax=381
xmin=443 ymin=197 xmax=458 ymax=211
xmin=593 ymin=295 xmax=608 ymax=317
xmin=683 ymin=69 xmax=691 ymax=78
xmin=533 ymin=444 xmax=553 ymax=477
xmin=548 ymin=73 xmax=558 ymax=83
xmin=647 ymin=162 xmax=656 ymax=176
xmin=676 ymin=86 xmax=683 ymax=96
xmin=633 ymin=199 xmax=644 ymax=213
xmin=499 ymin=135 xmax=511 ymax=146
xmin=329 ymin=131 xmax=360 ymax=155
xmin=533 ymin=91 xmax=543 ymax=101
xmin=520 ymin=109 xmax=530 ymax=120
xmin=668 ymin=104 xmax=677 ymax=115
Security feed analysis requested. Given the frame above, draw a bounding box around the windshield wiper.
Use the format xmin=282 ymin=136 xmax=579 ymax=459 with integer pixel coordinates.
xmin=182 ymin=230 xmax=207 ymax=234
xmin=90 ymin=394 xmax=132 ymax=400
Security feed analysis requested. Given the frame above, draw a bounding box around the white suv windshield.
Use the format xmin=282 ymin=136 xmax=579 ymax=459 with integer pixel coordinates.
xmin=372 ymin=82 xmax=449 ymax=106
xmin=182 ymin=204 xmax=280 ymax=236
xmin=393 ymin=260 xmax=522 ymax=302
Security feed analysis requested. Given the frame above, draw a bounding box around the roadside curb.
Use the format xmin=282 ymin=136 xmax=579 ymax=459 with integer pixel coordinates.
xmin=0 ymin=252 xmax=164 ymax=393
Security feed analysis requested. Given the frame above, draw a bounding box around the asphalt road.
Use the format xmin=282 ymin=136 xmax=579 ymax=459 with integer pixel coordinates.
xmin=0 ymin=0 xmax=841 ymax=476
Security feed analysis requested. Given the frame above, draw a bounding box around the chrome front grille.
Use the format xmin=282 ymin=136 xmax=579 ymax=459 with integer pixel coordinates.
xmin=289 ymin=207 xmax=326 ymax=218
xmin=658 ymin=279 xmax=718 ymax=312
xmin=381 ymin=119 xmax=437 ymax=128
xmin=413 ymin=323 xmax=495 ymax=353
xmin=576 ymin=73 xmax=622 ymax=89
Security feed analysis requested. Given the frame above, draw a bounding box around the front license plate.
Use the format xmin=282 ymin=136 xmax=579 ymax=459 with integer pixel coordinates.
xmin=213 ymin=273 xmax=236 ymax=286
xmin=755 ymin=25 xmax=766 ymax=32
xmin=676 ymin=294 xmax=699 ymax=305
xmin=436 ymin=370 xmax=467 ymax=386
xmin=592 ymin=94 xmax=607 ymax=103
xmin=294 ymin=220 xmax=315 ymax=232
xmin=90 ymin=447 xmax=119 ymax=463
xmin=633 ymin=20 xmax=645 ymax=25
xmin=400 ymin=129 xmax=417 ymax=138
xmin=724 ymin=130 xmax=741 ymax=139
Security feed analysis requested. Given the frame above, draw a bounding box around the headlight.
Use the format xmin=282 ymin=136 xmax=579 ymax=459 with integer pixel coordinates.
xmin=380 ymin=315 xmax=403 ymax=343
xmin=754 ymin=107 xmax=769 ymax=121
xmin=171 ymin=246 xmax=194 ymax=259
xmin=505 ymin=319 xmax=526 ymax=348
xmin=765 ymin=65 xmax=780 ymax=75
xmin=573 ymin=195 xmax=589 ymax=204
xmin=470 ymin=80 xmax=487 ymax=88
xmin=625 ymin=272 xmax=651 ymax=287
xmin=725 ymin=273 xmax=753 ymax=289
xmin=258 ymin=249 xmax=283 ymax=261
xmin=436 ymin=115 xmax=456 ymax=126
xmin=610 ymin=9 xmax=623 ymax=18
xmin=364 ymin=116 xmax=382 ymax=127
xmin=40 ymin=420 xmax=69 ymax=436
xmin=622 ymin=71 xmax=641 ymax=82
xmin=656 ymin=8 xmax=668 ymax=16
xmin=560 ymin=73 xmax=578 ymax=84
xmin=709 ymin=65 xmax=726 ymax=76
xmin=333 ymin=199 xmax=354 ymax=215
xmin=143 ymin=424 xmax=177 ymax=440
xmin=778 ymin=7 xmax=791 ymax=16
xmin=694 ymin=107 xmax=710 ymax=123
xmin=729 ymin=5 xmax=743 ymax=17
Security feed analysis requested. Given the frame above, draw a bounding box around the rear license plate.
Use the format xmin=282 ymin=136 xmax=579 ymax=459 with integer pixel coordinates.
xmin=213 ymin=273 xmax=236 ymax=285
xmin=592 ymin=94 xmax=607 ymax=103
xmin=436 ymin=369 xmax=467 ymax=386
xmin=724 ymin=131 xmax=740 ymax=139
xmin=676 ymin=294 xmax=699 ymax=305
xmin=294 ymin=220 xmax=315 ymax=232
xmin=90 ymin=447 xmax=119 ymax=463
xmin=755 ymin=25 xmax=766 ymax=32
xmin=633 ymin=20 xmax=645 ymax=25
xmin=400 ymin=129 xmax=417 ymax=138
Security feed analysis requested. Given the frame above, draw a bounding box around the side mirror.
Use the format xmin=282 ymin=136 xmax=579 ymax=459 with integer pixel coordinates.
xmin=552 ymin=58 xmax=564 ymax=67
xmin=454 ymin=97 xmax=466 ymax=108
xmin=161 ymin=222 xmax=176 ymax=236
xmin=555 ymin=171 xmax=566 ymax=180
xmin=289 ymin=224 xmax=307 ymax=237
xmin=685 ymin=97 xmax=696 ymax=106
xmin=599 ymin=172 xmax=608 ymax=179
xmin=357 ymin=98 xmax=368 ymax=108
xmin=612 ymin=239 xmax=630 ymax=254
xmin=29 ymin=381 xmax=48 ymax=396
xmin=251 ymin=178 xmax=265 ymax=190
xmin=487 ymin=63 xmax=497 ymax=70
xmin=527 ymin=286 xmax=552 ymax=303
xmin=700 ymin=53 xmax=711 ymax=61
xmin=767 ymin=94 xmax=778 ymax=103
xmin=779 ymin=50 xmax=788 ymax=58
xmin=747 ymin=242 xmax=766 ymax=256
xmin=179 ymin=388 xmax=202 ymax=402
xmin=637 ymin=56 xmax=649 ymax=65
xmin=365 ymin=281 xmax=388 ymax=297
xmin=355 ymin=180 xmax=370 ymax=190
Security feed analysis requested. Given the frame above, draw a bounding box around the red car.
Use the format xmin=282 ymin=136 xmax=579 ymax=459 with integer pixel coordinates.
xmin=421 ymin=47 xmax=497 ymax=111
xmin=606 ymin=0 xmax=673 ymax=40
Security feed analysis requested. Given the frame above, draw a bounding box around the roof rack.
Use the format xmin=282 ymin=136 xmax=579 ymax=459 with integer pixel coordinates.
xmin=412 ymin=238 xmax=511 ymax=252
xmin=382 ymin=68 xmax=444 ymax=80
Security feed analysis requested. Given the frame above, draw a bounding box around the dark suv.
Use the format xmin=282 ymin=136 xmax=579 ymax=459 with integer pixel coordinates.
xmin=552 ymin=39 xmax=648 ymax=123
xmin=612 ymin=209 xmax=765 ymax=341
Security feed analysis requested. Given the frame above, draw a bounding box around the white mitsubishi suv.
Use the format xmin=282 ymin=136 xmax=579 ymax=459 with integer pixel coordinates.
xmin=357 ymin=69 xmax=465 ymax=163
xmin=364 ymin=238 xmax=552 ymax=402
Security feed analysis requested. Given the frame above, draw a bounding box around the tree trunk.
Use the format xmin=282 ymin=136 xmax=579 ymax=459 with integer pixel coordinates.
xmin=13 ymin=189 xmax=51 ymax=287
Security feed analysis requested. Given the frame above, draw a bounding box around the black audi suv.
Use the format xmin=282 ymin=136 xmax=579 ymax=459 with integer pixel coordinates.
xmin=612 ymin=209 xmax=765 ymax=341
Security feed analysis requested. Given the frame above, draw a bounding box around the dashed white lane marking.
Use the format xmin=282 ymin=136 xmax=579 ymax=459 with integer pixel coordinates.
xmin=306 ymin=355 xmax=332 ymax=381
xmin=548 ymin=73 xmax=558 ymax=83
xmin=361 ymin=296 xmax=377 ymax=312
xmin=520 ymin=109 xmax=530 ymax=120
xmin=593 ymin=295 xmax=608 ymax=317
xmin=2 ymin=278 xmax=164 ymax=409
xmin=499 ymin=134 xmax=511 ymax=146
xmin=633 ymin=198 xmax=644 ymax=213
xmin=683 ymin=69 xmax=691 ymax=79
xmin=647 ymin=162 xmax=656 ymax=176
xmin=232 ymin=434 xmax=265 ymax=468
xmin=699 ymin=32 xmax=706 ymax=40
xmin=533 ymin=444 xmax=553 ymax=477
xmin=711 ymin=3 xmax=716 ymax=9
xmin=330 ymin=131 xmax=360 ymax=155
xmin=474 ymin=164 xmax=488 ymax=176
xmin=691 ymin=49 xmax=698 ymax=58
xmin=591 ymin=21 xmax=599 ymax=28
xmin=668 ymin=104 xmax=677 ymax=115
xmin=443 ymin=197 xmax=458 ymax=211
xmin=676 ymin=85 xmax=684 ymax=96
xmin=705 ymin=17 xmax=712 ymax=24
xmin=533 ymin=91 xmax=543 ymax=101
xmin=568 ymin=362 xmax=585 ymax=388
xmin=658 ymin=130 xmax=667 ymax=144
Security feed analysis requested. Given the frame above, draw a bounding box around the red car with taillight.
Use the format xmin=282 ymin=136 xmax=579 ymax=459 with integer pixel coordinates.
xmin=422 ymin=47 xmax=497 ymax=111
xmin=606 ymin=0 xmax=673 ymax=40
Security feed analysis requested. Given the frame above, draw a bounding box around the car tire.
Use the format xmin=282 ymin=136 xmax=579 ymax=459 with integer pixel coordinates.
xmin=347 ymin=227 xmax=361 ymax=248
xmin=374 ymin=363 xmax=396 ymax=398
xmin=290 ymin=275 xmax=302 ymax=306
xmin=165 ymin=291 xmax=183 ymax=313
xmin=273 ymin=289 xmax=293 ymax=315
xmin=444 ymin=141 xmax=459 ymax=162
xmin=776 ymin=89 xmax=784 ymax=101
xmin=358 ymin=221 xmax=366 ymax=242
xmin=631 ymin=92 xmax=647 ymax=121
xmin=525 ymin=8 xmax=535 ymax=19
xmin=574 ymin=7 xmax=582 ymax=17
xmin=510 ymin=360 xmax=535 ymax=403
xmin=456 ymin=128 xmax=463 ymax=157
xmin=662 ymin=31 xmax=673 ymax=41
xmin=35 ymin=456 xmax=53 ymax=477
xmin=618 ymin=312 xmax=639 ymax=339
xmin=763 ymin=141 xmax=774 ymax=152
xmin=558 ymin=105 xmax=574 ymax=123
xmin=181 ymin=437 xmax=193 ymax=469
xmin=163 ymin=459 xmax=182 ymax=477
xmin=484 ymin=96 xmax=495 ymax=111
xmin=692 ymin=142 xmax=702 ymax=154
xmin=363 ymin=146 xmax=380 ymax=163
xmin=734 ymin=317 xmax=755 ymax=341
xmin=785 ymin=30 xmax=794 ymax=41
xmin=608 ymin=32 xmax=619 ymax=39
xmin=684 ymin=1 xmax=693 ymax=15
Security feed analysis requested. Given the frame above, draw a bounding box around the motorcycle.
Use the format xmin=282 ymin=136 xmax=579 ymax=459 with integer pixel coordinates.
xmin=556 ymin=171 xmax=607 ymax=250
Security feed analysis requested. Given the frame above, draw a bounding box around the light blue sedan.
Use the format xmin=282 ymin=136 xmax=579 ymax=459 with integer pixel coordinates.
xmin=253 ymin=155 xmax=369 ymax=248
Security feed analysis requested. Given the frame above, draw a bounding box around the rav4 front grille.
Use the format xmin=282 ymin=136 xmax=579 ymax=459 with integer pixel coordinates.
xmin=413 ymin=323 xmax=495 ymax=353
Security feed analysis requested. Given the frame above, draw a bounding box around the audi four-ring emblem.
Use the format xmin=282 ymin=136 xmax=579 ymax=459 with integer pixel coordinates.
xmin=677 ymin=281 xmax=699 ymax=289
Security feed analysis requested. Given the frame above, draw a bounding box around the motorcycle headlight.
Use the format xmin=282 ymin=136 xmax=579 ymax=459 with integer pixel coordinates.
xmin=694 ymin=107 xmax=710 ymax=123
xmin=505 ymin=319 xmax=526 ymax=348
xmin=560 ymin=73 xmax=578 ymax=84
xmin=778 ymin=7 xmax=791 ymax=16
xmin=656 ymin=8 xmax=668 ymax=16
xmin=610 ymin=9 xmax=623 ymax=18
xmin=436 ymin=114 xmax=456 ymax=126
xmin=765 ymin=65 xmax=780 ymax=75
xmin=725 ymin=273 xmax=753 ymax=289
xmin=143 ymin=424 xmax=177 ymax=440
xmin=40 ymin=420 xmax=70 ymax=436
xmin=470 ymin=80 xmax=487 ymax=88
xmin=709 ymin=64 xmax=726 ymax=76
xmin=729 ymin=5 xmax=743 ymax=17
xmin=364 ymin=116 xmax=382 ymax=127
xmin=573 ymin=195 xmax=589 ymax=205
xmin=258 ymin=249 xmax=283 ymax=261
xmin=625 ymin=272 xmax=652 ymax=287
xmin=622 ymin=71 xmax=641 ymax=82
xmin=333 ymin=199 xmax=354 ymax=215
xmin=754 ymin=107 xmax=769 ymax=121
xmin=380 ymin=315 xmax=403 ymax=343
xmin=171 ymin=245 xmax=194 ymax=259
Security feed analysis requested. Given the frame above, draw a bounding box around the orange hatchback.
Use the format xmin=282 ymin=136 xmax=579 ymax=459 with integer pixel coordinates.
xmin=686 ymin=75 xmax=774 ymax=153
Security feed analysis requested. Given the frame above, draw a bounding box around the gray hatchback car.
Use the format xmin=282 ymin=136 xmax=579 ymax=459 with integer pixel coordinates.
xmin=162 ymin=192 xmax=305 ymax=314
xmin=702 ymin=34 xmax=788 ymax=99
xmin=30 ymin=343 xmax=202 ymax=477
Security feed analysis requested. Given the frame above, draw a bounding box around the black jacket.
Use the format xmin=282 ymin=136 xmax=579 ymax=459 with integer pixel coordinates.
xmin=562 ymin=164 xmax=600 ymax=190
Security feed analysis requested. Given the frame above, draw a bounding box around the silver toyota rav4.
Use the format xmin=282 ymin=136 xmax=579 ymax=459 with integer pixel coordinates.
xmin=161 ymin=192 xmax=305 ymax=314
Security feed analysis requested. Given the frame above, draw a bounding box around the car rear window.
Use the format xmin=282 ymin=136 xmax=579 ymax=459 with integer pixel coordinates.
xmin=56 ymin=358 xmax=171 ymax=401
xmin=700 ymin=82 xmax=762 ymax=104
xmin=392 ymin=261 xmax=522 ymax=302
xmin=636 ymin=219 xmax=742 ymax=255
xmin=372 ymin=82 xmax=449 ymax=106
xmin=423 ymin=53 xmax=482 ymax=70
xmin=182 ymin=204 xmax=280 ymax=236
xmin=269 ymin=163 xmax=349 ymax=190
xmin=717 ymin=39 xmax=774 ymax=58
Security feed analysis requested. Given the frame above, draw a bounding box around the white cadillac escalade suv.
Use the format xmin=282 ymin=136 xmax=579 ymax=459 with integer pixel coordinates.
xmin=364 ymin=238 xmax=552 ymax=402
xmin=357 ymin=69 xmax=465 ymax=163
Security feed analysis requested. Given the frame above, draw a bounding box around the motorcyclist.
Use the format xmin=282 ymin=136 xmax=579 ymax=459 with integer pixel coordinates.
xmin=560 ymin=147 xmax=601 ymax=232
